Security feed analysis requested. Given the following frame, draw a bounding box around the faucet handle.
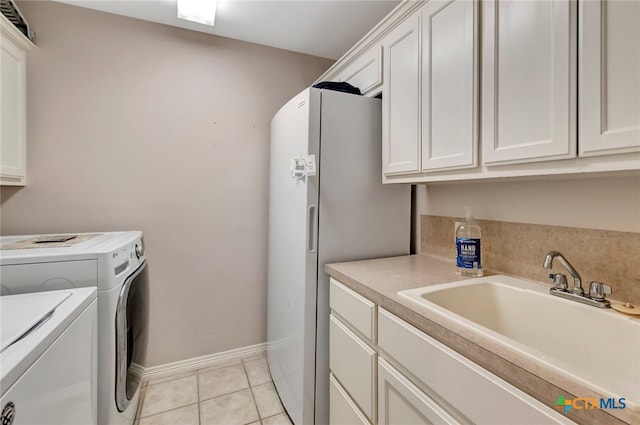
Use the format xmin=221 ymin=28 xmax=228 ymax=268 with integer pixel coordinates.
xmin=589 ymin=281 xmax=612 ymax=301
xmin=549 ymin=273 xmax=568 ymax=291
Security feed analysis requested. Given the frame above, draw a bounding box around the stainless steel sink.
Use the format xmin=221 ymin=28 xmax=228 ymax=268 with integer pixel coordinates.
xmin=398 ymin=275 xmax=640 ymax=408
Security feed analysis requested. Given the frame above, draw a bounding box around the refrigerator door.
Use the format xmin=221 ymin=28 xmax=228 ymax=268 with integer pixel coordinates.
xmin=267 ymin=88 xmax=320 ymax=425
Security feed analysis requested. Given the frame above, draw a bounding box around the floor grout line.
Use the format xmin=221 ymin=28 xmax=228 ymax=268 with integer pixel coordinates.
xmin=196 ymin=368 xmax=201 ymax=425
xmin=137 ymin=402 xmax=199 ymax=422
xmin=134 ymin=384 xmax=146 ymax=422
xmin=242 ymin=357 xmax=264 ymax=423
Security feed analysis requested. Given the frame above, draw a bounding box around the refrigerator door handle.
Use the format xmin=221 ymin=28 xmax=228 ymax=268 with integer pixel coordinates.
xmin=307 ymin=204 xmax=318 ymax=253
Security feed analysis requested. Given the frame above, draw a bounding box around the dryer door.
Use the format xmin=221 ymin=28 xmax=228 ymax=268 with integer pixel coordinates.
xmin=115 ymin=261 xmax=149 ymax=412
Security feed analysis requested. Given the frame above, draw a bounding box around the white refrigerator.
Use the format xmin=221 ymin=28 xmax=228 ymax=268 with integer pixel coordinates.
xmin=266 ymin=87 xmax=410 ymax=425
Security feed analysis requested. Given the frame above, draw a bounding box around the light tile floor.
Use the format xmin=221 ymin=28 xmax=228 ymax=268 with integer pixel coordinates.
xmin=135 ymin=355 xmax=293 ymax=425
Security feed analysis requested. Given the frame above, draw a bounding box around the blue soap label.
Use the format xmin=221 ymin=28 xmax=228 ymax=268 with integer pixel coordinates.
xmin=456 ymin=238 xmax=482 ymax=269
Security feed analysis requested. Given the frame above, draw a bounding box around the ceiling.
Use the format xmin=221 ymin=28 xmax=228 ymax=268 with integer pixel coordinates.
xmin=54 ymin=0 xmax=401 ymax=60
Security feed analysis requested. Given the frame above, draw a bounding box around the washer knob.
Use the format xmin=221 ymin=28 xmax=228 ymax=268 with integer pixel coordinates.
xmin=135 ymin=243 xmax=144 ymax=259
xmin=1 ymin=402 xmax=16 ymax=425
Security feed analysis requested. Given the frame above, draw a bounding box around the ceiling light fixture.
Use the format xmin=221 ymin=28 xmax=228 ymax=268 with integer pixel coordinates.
xmin=177 ymin=0 xmax=217 ymax=27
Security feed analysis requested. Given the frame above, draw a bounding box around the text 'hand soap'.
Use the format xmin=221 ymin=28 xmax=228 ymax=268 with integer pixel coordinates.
xmin=456 ymin=207 xmax=483 ymax=277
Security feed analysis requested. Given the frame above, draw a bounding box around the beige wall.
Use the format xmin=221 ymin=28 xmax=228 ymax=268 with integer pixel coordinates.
xmin=416 ymin=175 xmax=640 ymax=234
xmin=1 ymin=2 xmax=333 ymax=366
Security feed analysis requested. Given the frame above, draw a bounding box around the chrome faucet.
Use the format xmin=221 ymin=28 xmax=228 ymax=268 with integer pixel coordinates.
xmin=542 ymin=251 xmax=611 ymax=308
xmin=543 ymin=251 xmax=583 ymax=295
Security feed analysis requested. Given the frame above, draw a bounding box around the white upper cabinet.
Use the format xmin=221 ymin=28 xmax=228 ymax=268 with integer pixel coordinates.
xmin=382 ymin=1 xmax=478 ymax=178
xmin=320 ymin=0 xmax=639 ymax=183
xmin=579 ymin=0 xmax=640 ymax=157
xmin=482 ymin=0 xmax=577 ymax=165
xmin=382 ymin=14 xmax=421 ymax=175
xmin=420 ymin=0 xmax=478 ymax=171
xmin=1 ymin=14 xmax=33 ymax=186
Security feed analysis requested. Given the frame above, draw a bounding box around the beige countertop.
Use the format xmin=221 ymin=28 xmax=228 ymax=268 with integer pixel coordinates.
xmin=325 ymin=254 xmax=636 ymax=425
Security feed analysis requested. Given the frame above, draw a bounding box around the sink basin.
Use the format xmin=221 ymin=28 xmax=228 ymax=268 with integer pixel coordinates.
xmin=398 ymin=275 xmax=640 ymax=408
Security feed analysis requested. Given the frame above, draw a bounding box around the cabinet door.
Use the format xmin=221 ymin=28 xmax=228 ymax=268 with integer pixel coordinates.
xmin=378 ymin=358 xmax=462 ymax=425
xmin=482 ymin=0 xmax=576 ymax=165
xmin=382 ymin=15 xmax=421 ymax=175
xmin=330 ymin=374 xmax=371 ymax=425
xmin=579 ymin=0 xmax=640 ymax=156
xmin=421 ymin=0 xmax=478 ymax=171
xmin=1 ymin=15 xmax=32 ymax=186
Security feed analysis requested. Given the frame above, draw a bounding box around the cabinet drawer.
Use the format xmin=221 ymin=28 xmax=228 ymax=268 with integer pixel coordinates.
xmin=378 ymin=358 xmax=461 ymax=425
xmin=378 ymin=309 xmax=573 ymax=424
xmin=330 ymin=373 xmax=371 ymax=425
xmin=330 ymin=278 xmax=376 ymax=342
xmin=330 ymin=314 xmax=377 ymax=423
xmin=336 ymin=46 xmax=382 ymax=95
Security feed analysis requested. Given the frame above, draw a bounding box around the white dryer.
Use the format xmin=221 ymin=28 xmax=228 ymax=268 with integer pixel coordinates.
xmin=0 ymin=232 xmax=149 ymax=425
xmin=0 ymin=287 xmax=97 ymax=425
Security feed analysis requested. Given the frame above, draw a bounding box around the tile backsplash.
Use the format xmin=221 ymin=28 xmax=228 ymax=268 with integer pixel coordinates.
xmin=421 ymin=215 xmax=640 ymax=306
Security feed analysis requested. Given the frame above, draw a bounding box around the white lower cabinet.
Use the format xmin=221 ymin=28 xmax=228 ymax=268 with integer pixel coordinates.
xmin=329 ymin=278 xmax=574 ymax=425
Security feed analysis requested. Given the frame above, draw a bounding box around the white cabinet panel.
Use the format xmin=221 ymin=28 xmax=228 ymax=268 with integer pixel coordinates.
xmin=421 ymin=0 xmax=478 ymax=171
xmin=330 ymin=374 xmax=371 ymax=425
xmin=336 ymin=46 xmax=383 ymax=96
xmin=382 ymin=15 xmax=421 ymax=175
xmin=1 ymin=15 xmax=33 ymax=186
xmin=579 ymin=0 xmax=640 ymax=156
xmin=329 ymin=314 xmax=377 ymax=423
xmin=378 ymin=358 xmax=462 ymax=425
xmin=482 ymin=0 xmax=576 ymax=165
xmin=329 ymin=278 xmax=376 ymax=342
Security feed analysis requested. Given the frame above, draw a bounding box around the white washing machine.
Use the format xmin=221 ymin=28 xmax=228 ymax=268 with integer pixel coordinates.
xmin=0 ymin=232 xmax=149 ymax=425
xmin=1 ymin=287 xmax=97 ymax=425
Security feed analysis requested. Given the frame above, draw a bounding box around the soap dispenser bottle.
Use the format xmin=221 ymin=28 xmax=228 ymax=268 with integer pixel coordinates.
xmin=456 ymin=207 xmax=483 ymax=276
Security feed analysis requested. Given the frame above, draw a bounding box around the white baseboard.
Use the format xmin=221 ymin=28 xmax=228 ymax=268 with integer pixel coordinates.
xmin=143 ymin=342 xmax=267 ymax=382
